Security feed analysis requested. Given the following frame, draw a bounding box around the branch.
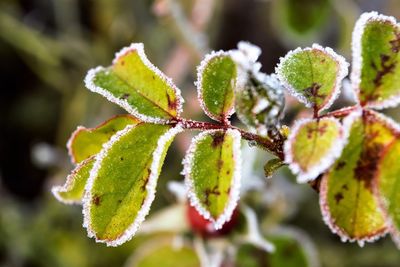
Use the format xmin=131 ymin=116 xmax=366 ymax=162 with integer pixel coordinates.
xmin=175 ymin=118 xmax=285 ymax=159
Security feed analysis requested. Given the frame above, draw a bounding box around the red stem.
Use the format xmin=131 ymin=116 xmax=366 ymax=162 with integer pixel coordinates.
xmin=319 ymin=105 xmax=359 ymax=119
xmin=174 ymin=118 xmax=285 ymax=159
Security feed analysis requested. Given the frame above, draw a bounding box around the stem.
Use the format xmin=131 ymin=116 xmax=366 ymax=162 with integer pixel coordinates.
xmin=174 ymin=118 xmax=285 ymax=159
xmin=320 ymin=105 xmax=358 ymax=119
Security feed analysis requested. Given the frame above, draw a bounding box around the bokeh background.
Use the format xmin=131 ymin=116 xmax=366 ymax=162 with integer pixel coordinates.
xmin=1 ymin=0 xmax=400 ymax=266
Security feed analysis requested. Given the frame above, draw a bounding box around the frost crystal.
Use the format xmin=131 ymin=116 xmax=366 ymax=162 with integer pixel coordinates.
xmin=231 ymin=42 xmax=285 ymax=135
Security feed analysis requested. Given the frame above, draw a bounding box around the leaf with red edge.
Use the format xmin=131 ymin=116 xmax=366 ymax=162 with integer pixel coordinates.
xmin=85 ymin=43 xmax=184 ymax=123
xmin=320 ymin=109 xmax=399 ymax=245
xmin=351 ymin=12 xmax=400 ymax=109
xmin=67 ymin=115 xmax=139 ymax=164
xmin=284 ymin=117 xmax=346 ymax=183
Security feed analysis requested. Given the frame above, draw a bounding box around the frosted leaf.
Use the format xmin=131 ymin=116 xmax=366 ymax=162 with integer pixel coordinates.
xmin=82 ymin=123 xmax=182 ymax=246
xmin=183 ymin=129 xmax=242 ymax=230
xmin=84 ymin=43 xmax=184 ymax=124
xmin=284 ymin=117 xmax=346 ymax=183
xmin=276 ymin=44 xmax=349 ymax=113
xmin=319 ymin=109 xmax=399 ymax=244
xmin=351 ymin=12 xmax=400 ymax=109
xmin=196 ymin=51 xmax=237 ymax=121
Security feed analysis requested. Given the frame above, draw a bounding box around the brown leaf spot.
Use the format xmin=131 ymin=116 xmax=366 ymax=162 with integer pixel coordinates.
xmin=306 ymin=122 xmax=328 ymax=139
xmin=204 ymin=186 xmax=221 ymax=206
xmin=166 ymin=93 xmax=178 ymax=111
xmin=211 ymin=132 xmax=225 ymax=148
xmin=217 ymin=159 xmax=224 ymax=170
xmin=389 ymin=32 xmax=400 ymax=53
xmin=354 ymin=143 xmax=383 ymax=191
xmin=92 ymin=195 xmax=101 ymax=206
xmin=363 ymin=51 xmax=398 ymax=103
xmin=304 ymin=82 xmax=325 ymax=106
xmin=335 ymin=161 xmax=346 ymax=171
xmin=334 ymin=192 xmax=344 ymax=204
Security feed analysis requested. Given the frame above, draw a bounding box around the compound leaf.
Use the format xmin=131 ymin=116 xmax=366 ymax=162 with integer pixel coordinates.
xmin=52 ymin=157 xmax=95 ymax=204
xmin=85 ymin=43 xmax=183 ymax=123
xmin=285 ymin=117 xmax=345 ymax=183
xmin=374 ymin=138 xmax=400 ymax=247
xmin=351 ymin=12 xmax=400 ymax=109
xmin=83 ymin=123 xmax=182 ymax=246
xmin=196 ymin=51 xmax=237 ymax=122
xmin=68 ymin=114 xmax=139 ymax=164
xmin=183 ymin=129 xmax=241 ymax=230
xmin=320 ymin=110 xmax=399 ymax=244
xmin=276 ymin=44 xmax=348 ymax=113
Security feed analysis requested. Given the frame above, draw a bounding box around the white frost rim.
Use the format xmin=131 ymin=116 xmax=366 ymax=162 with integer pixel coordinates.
xmin=182 ymin=129 xmax=242 ymax=230
xmin=284 ymin=116 xmax=347 ymax=183
xmin=195 ymin=50 xmax=236 ymax=122
xmin=319 ymin=109 xmax=389 ymax=246
xmin=350 ymin=11 xmax=399 ymax=109
xmin=84 ymin=43 xmax=184 ymax=124
xmin=52 ymin=156 xmax=95 ymax=205
xmin=275 ymin=43 xmax=349 ymax=112
xmin=82 ymin=123 xmax=183 ymax=247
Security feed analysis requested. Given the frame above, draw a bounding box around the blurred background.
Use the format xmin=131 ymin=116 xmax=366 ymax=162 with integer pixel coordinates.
xmin=1 ymin=0 xmax=400 ymax=266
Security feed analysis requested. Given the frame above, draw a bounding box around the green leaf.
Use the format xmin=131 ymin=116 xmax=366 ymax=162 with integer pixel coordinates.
xmin=320 ymin=110 xmax=399 ymax=244
xmin=85 ymin=43 xmax=183 ymax=123
xmin=374 ymin=138 xmax=400 ymax=247
xmin=276 ymin=44 xmax=348 ymax=113
xmin=52 ymin=157 xmax=95 ymax=204
xmin=264 ymin=158 xmax=285 ymax=178
xmin=183 ymin=129 xmax=242 ymax=229
xmin=83 ymin=123 xmax=182 ymax=246
xmin=197 ymin=51 xmax=237 ymax=121
xmin=351 ymin=12 xmax=400 ymax=109
xmin=285 ymin=117 xmax=345 ymax=183
xmin=68 ymin=114 xmax=139 ymax=164
xmin=126 ymin=237 xmax=200 ymax=267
